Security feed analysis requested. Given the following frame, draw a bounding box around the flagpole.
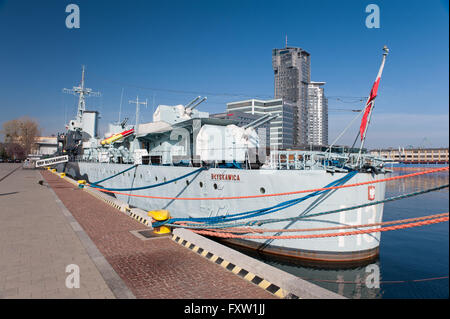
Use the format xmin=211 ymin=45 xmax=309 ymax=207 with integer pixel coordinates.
xmin=357 ymin=45 xmax=389 ymax=167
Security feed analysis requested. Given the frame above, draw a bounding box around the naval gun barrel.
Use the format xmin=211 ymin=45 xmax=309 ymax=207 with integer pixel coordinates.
xmin=185 ymin=96 xmax=201 ymax=109
xmin=253 ymin=114 xmax=279 ymax=129
xmin=187 ymin=96 xmax=207 ymax=111
xmin=243 ymin=114 xmax=271 ymax=129
xmin=244 ymin=113 xmax=280 ymax=129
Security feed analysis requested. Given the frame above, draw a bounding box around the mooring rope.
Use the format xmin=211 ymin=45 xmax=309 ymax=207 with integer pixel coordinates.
xmin=89 ymin=166 xmax=207 ymax=191
xmin=89 ymin=164 xmax=138 ymax=186
xmin=165 ymin=183 xmax=449 ymax=229
xmin=186 ymin=213 xmax=449 ymax=234
xmin=190 ymin=214 xmax=449 ymax=240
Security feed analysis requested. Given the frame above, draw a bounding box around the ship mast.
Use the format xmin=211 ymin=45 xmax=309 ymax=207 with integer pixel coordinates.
xmin=63 ymin=65 xmax=101 ymax=130
xmin=129 ymin=96 xmax=148 ymax=135
xmin=357 ymin=45 xmax=389 ymax=166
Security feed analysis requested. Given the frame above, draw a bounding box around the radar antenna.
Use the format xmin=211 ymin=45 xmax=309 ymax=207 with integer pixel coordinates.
xmin=63 ymin=65 xmax=101 ymax=129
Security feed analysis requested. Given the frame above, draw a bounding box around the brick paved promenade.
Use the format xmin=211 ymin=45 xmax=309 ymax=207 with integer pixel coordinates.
xmin=0 ymin=164 xmax=115 ymax=298
xmin=39 ymin=169 xmax=275 ymax=299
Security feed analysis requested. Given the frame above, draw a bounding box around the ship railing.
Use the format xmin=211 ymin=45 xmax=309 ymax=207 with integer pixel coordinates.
xmin=267 ymin=150 xmax=386 ymax=171
xmin=73 ymin=148 xmax=387 ymax=172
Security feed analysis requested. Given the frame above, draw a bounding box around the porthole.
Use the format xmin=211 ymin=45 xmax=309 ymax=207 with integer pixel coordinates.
xmin=155 ymin=176 xmax=158 ymax=181
xmin=260 ymin=187 xmax=266 ymax=194
xmin=186 ymin=180 xmax=190 ymax=186
xmin=199 ymin=182 xmax=203 ymax=188
xmin=213 ymin=183 xmax=218 ymax=190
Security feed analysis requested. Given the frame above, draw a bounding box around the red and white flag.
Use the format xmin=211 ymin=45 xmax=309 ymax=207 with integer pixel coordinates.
xmin=359 ymin=77 xmax=380 ymax=141
xmin=359 ymin=47 xmax=388 ymax=141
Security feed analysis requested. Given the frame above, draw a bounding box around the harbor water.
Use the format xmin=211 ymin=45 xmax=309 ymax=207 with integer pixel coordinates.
xmin=223 ymin=166 xmax=449 ymax=299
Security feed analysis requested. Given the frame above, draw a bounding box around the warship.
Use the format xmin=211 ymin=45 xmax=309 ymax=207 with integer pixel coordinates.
xmin=54 ymin=47 xmax=390 ymax=263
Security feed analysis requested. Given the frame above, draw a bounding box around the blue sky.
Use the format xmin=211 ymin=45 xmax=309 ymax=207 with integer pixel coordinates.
xmin=0 ymin=0 xmax=448 ymax=148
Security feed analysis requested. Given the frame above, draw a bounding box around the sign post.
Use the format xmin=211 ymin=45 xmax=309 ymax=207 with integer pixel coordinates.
xmin=35 ymin=155 xmax=69 ymax=168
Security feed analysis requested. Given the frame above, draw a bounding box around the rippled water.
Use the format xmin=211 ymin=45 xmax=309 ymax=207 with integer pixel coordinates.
xmin=225 ymin=167 xmax=449 ymax=299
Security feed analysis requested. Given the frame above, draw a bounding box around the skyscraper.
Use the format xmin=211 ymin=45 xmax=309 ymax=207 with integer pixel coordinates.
xmin=272 ymin=46 xmax=328 ymax=147
xmin=307 ymin=81 xmax=328 ymax=146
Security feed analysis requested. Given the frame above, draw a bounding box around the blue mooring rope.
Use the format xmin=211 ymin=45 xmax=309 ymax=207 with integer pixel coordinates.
xmin=90 ymin=164 xmax=138 ymax=186
xmin=91 ymin=166 xmax=207 ymax=191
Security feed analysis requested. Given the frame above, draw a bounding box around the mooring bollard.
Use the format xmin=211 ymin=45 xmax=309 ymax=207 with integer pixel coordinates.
xmin=148 ymin=210 xmax=171 ymax=234
xmin=77 ymin=180 xmax=86 ymax=189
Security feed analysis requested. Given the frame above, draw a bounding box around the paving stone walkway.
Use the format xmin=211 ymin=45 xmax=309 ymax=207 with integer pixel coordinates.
xmin=0 ymin=164 xmax=116 ymax=299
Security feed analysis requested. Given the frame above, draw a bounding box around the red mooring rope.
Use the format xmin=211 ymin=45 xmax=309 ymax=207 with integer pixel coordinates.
xmin=180 ymin=213 xmax=449 ymax=234
xmin=190 ymin=214 xmax=449 ymax=239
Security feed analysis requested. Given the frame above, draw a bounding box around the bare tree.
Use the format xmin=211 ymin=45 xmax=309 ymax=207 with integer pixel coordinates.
xmin=2 ymin=119 xmax=20 ymax=143
xmin=0 ymin=143 xmax=7 ymax=159
xmin=5 ymin=143 xmax=25 ymax=160
xmin=1 ymin=117 xmax=41 ymax=158
xmin=19 ymin=117 xmax=40 ymax=156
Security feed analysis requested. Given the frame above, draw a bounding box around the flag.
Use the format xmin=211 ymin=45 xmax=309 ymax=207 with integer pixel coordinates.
xmin=359 ymin=77 xmax=380 ymax=141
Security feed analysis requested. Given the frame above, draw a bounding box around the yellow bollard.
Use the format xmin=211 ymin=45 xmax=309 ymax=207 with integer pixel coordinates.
xmin=60 ymin=173 xmax=66 ymax=178
xmin=77 ymin=180 xmax=86 ymax=189
xmin=148 ymin=210 xmax=171 ymax=234
xmin=51 ymin=168 xmax=56 ymax=173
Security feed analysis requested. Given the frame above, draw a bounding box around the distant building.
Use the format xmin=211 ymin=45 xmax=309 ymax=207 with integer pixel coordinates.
xmin=307 ymin=81 xmax=328 ymax=146
xmin=225 ymin=98 xmax=295 ymax=149
xmin=272 ymin=47 xmax=310 ymax=146
xmin=370 ymin=148 xmax=449 ymax=164
xmin=272 ymin=46 xmax=328 ymax=148
xmin=31 ymin=136 xmax=58 ymax=156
